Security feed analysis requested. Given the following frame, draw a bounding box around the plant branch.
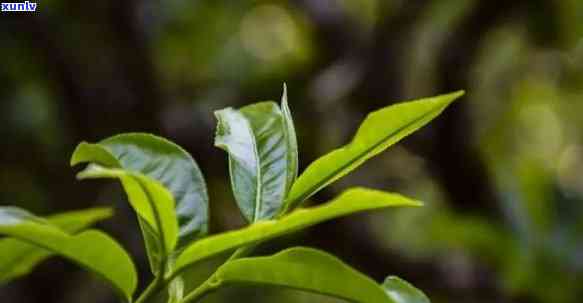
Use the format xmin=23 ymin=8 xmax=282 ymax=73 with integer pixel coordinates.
xmin=135 ymin=276 xmax=165 ymax=303
xmin=133 ymin=245 xmax=256 ymax=303
xmin=178 ymin=245 xmax=256 ymax=303
xmin=179 ymin=277 xmax=219 ymax=303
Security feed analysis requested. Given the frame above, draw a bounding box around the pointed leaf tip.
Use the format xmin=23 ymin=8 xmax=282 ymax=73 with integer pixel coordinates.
xmin=444 ymin=90 xmax=465 ymax=102
xmin=285 ymin=91 xmax=463 ymax=210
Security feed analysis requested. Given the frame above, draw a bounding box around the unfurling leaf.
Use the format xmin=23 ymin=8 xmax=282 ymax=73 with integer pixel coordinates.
xmin=215 ymin=100 xmax=296 ymax=222
xmin=281 ymin=84 xmax=299 ymax=194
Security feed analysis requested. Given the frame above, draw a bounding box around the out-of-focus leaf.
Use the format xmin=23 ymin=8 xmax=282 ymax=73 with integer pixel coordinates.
xmin=382 ymin=276 xmax=431 ymax=303
xmin=76 ymin=164 xmax=179 ymax=269
xmin=0 ymin=207 xmax=137 ymax=301
xmin=285 ymin=91 xmax=464 ymax=211
xmin=215 ymin=102 xmax=293 ymax=222
xmin=214 ymin=247 xmax=392 ymax=302
xmin=0 ymin=207 xmax=113 ymax=282
xmin=174 ymin=188 xmax=420 ymax=274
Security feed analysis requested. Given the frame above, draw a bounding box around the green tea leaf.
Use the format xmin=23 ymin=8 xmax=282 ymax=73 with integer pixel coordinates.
xmin=382 ymin=276 xmax=431 ymax=303
xmin=0 ymin=207 xmax=113 ymax=282
xmin=215 ymin=102 xmax=293 ymax=222
xmin=285 ymin=91 xmax=464 ymax=211
xmin=213 ymin=247 xmax=393 ymax=302
xmin=281 ymin=84 xmax=299 ymax=195
xmin=77 ymin=164 xmax=179 ymax=266
xmin=71 ymin=133 xmax=208 ymax=275
xmin=0 ymin=207 xmax=137 ymax=301
xmin=71 ymin=133 xmax=209 ymax=246
xmin=174 ymin=188 xmax=420 ymax=274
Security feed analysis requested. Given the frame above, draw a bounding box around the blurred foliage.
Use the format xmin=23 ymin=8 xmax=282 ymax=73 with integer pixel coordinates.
xmin=370 ymin=5 xmax=583 ymax=303
xmin=1 ymin=0 xmax=583 ymax=303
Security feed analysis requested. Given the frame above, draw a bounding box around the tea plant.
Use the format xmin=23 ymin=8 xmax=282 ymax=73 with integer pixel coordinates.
xmin=0 ymin=86 xmax=463 ymax=302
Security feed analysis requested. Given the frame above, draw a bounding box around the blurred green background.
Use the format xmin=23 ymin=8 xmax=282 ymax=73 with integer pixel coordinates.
xmin=1 ymin=0 xmax=583 ymax=302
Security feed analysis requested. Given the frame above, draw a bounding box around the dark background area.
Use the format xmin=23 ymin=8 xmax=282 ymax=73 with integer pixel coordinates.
xmin=1 ymin=1 xmax=583 ymax=302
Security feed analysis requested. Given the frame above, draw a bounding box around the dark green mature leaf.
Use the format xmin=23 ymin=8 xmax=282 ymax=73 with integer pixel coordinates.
xmin=71 ymin=133 xmax=209 ymax=246
xmin=285 ymin=91 xmax=464 ymax=211
xmin=0 ymin=207 xmax=113 ymax=282
xmin=76 ymin=164 xmax=179 ymax=266
xmin=281 ymin=84 xmax=298 ymax=195
xmin=0 ymin=207 xmax=137 ymax=301
xmin=215 ymin=102 xmax=293 ymax=222
xmin=214 ymin=247 xmax=393 ymax=302
xmin=383 ymin=276 xmax=431 ymax=303
xmin=71 ymin=133 xmax=208 ymax=275
xmin=174 ymin=188 xmax=420 ymax=274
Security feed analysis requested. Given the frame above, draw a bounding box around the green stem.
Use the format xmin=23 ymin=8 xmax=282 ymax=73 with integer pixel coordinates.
xmin=137 ymin=246 xmax=257 ymax=303
xmin=179 ymin=277 xmax=219 ymax=303
xmin=227 ymin=245 xmax=254 ymax=261
xmin=179 ymin=245 xmax=256 ymax=303
xmin=135 ymin=276 xmax=164 ymax=303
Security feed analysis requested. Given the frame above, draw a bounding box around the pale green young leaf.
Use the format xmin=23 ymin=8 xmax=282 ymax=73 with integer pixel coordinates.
xmin=0 ymin=207 xmax=137 ymax=301
xmin=285 ymin=91 xmax=464 ymax=211
xmin=174 ymin=188 xmax=420 ymax=274
xmin=70 ymin=142 xmax=120 ymax=168
xmin=383 ymin=276 xmax=431 ymax=303
xmin=76 ymin=164 xmax=179 ymax=260
xmin=214 ymin=102 xmax=293 ymax=222
xmin=0 ymin=207 xmax=113 ymax=282
xmin=214 ymin=247 xmax=393 ymax=302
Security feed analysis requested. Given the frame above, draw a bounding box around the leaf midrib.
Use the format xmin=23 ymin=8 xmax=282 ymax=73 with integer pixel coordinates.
xmin=217 ymin=278 xmax=366 ymax=302
xmin=245 ymin=116 xmax=263 ymax=223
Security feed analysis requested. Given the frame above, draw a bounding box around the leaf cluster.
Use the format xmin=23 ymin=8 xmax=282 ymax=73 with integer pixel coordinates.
xmin=0 ymin=86 xmax=462 ymax=302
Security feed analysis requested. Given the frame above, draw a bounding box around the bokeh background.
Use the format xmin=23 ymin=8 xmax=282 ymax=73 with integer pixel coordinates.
xmin=1 ymin=1 xmax=583 ymax=302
